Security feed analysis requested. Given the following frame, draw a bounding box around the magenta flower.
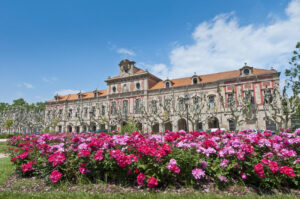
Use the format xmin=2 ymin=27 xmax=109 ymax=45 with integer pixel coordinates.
xmin=192 ymin=168 xmax=205 ymax=179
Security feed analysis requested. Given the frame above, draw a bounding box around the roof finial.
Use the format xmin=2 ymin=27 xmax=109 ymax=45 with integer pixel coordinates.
xmin=244 ymin=62 xmax=247 ymax=66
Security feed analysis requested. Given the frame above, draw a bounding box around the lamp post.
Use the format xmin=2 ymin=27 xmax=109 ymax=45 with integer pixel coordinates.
xmin=184 ymin=95 xmax=190 ymax=132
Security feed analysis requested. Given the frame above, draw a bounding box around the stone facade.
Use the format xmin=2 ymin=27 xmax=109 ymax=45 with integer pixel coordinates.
xmin=45 ymin=59 xmax=280 ymax=133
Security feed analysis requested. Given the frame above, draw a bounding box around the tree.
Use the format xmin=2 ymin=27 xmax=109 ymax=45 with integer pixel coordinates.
xmin=263 ymin=84 xmax=299 ymax=129
xmin=285 ymin=42 xmax=300 ymax=95
xmin=218 ymin=85 xmax=258 ymax=131
xmin=4 ymin=119 xmax=14 ymax=134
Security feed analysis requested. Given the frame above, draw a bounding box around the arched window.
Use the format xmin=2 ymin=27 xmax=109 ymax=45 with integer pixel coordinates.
xmin=165 ymin=82 xmax=170 ymax=88
xmin=193 ymin=77 xmax=198 ymax=84
xmin=112 ymin=86 xmax=116 ymax=93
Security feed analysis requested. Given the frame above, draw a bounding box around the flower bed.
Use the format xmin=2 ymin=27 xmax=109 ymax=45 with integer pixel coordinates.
xmin=7 ymin=129 xmax=300 ymax=189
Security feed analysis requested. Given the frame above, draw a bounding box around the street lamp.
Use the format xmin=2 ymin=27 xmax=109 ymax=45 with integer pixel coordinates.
xmin=184 ymin=95 xmax=190 ymax=132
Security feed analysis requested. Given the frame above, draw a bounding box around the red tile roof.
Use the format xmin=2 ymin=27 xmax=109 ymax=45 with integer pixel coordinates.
xmin=149 ymin=68 xmax=276 ymax=90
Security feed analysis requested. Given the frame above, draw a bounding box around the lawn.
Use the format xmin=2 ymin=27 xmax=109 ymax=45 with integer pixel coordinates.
xmin=0 ymin=157 xmax=14 ymax=185
xmin=0 ymin=192 xmax=298 ymax=199
xmin=0 ymin=141 xmax=10 ymax=154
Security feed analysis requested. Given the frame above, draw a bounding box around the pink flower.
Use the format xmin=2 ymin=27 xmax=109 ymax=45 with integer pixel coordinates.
xmin=79 ymin=163 xmax=90 ymax=174
xmin=269 ymin=161 xmax=279 ymax=173
xmin=170 ymin=165 xmax=180 ymax=174
xmin=220 ymin=159 xmax=228 ymax=167
xmin=21 ymin=161 xmax=35 ymax=173
xmin=137 ymin=173 xmax=145 ymax=186
xmin=147 ymin=176 xmax=158 ymax=188
xmin=94 ymin=149 xmax=104 ymax=161
xmin=280 ymin=166 xmax=295 ymax=177
xmin=17 ymin=151 xmax=28 ymax=159
xmin=254 ymin=163 xmax=265 ymax=178
xmin=192 ymin=168 xmax=205 ymax=179
xmin=78 ymin=149 xmax=91 ymax=158
xmin=293 ymin=158 xmax=300 ymax=164
xmin=50 ymin=170 xmax=62 ymax=183
xmin=241 ymin=172 xmax=247 ymax=179
xmin=218 ymin=175 xmax=227 ymax=182
xmin=48 ymin=152 xmax=66 ymax=167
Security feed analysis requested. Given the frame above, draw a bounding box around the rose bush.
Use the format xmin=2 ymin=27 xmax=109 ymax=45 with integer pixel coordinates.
xmin=8 ymin=129 xmax=300 ymax=189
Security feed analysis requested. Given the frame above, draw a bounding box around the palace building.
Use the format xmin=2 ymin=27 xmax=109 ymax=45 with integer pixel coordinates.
xmin=45 ymin=59 xmax=280 ymax=133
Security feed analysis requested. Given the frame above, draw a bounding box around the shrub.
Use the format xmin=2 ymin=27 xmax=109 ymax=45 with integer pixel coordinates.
xmin=7 ymin=129 xmax=300 ymax=189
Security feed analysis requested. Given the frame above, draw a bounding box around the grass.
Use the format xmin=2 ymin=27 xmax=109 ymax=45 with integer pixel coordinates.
xmin=0 ymin=142 xmax=10 ymax=153
xmin=0 ymin=192 xmax=300 ymax=199
xmin=0 ymin=192 xmax=298 ymax=199
xmin=0 ymin=157 xmax=14 ymax=185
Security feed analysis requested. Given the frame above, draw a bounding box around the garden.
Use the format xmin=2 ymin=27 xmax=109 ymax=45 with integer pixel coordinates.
xmin=0 ymin=128 xmax=298 ymax=198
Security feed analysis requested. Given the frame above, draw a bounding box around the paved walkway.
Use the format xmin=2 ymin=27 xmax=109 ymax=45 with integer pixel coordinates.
xmin=0 ymin=153 xmax=8 ymax=158
xmin=0 ymin=139 xmax=8 ymax=142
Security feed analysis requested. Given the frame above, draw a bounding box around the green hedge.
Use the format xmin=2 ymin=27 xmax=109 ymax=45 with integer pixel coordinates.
xmin=0 ymin=134 xmax=21 ymax=139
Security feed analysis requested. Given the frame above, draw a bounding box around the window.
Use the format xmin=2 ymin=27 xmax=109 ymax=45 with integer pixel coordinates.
xmin=68 ymin=109 xmax=72 ymax=118
xmin=47 ymin=111 xmax=51 ymax=119
xmin=75 ymin=108 xmax=79 ymax=118
xmin=165 ymin=82 xmax=170 ymax=88
xmin=178 ymin=98 xmax=184 ymax=111
xmin=244 ymin=91 xmax=254 ymax=104
xmin=229 ymin=120 xmax=236 ymax=131
xmin=111 ymin=102 xmax=116 ymax=115
xmin=123 ymin=100 xmax=128 ymax=115
xmin=112 ymin=86 xmax=116 ymax=93
xmin=193 ymin=78 xmax=198 ymax=84
xmin=94 ymin=92 xmax=98 ymax=98
xmin=244 ymin=69 xmax=250 ymax=75
xmin=135 ymin=99 xmax=140 ymax=114
xmin=58 ymin=109 xmax=63 ymax=118
xmin=164 ymin=99 xmax=171 ymax=111
xmin=136 ymin=83 xmax=141 ymax=90
xmin=227 ymin=93 xmax=235 ymax=107
xmin=122 ymin=84 xmax=128 ymax=92
xmin=84 ymin=107 xmax=88 ymax=118
xmin=209 ymin=96 xmax=215 ymax=109
xmin=193 ymin=97 xmax=199 ymax=110
xmin=101 ymin=105 xmax=105 ymax=116
xmin=263 ymin=89 xmax=273 ymax=104
xmin=151 ymin=100 xmax=157 ymax=114
xmin=90 ymin=106 xmax=96 ymax=117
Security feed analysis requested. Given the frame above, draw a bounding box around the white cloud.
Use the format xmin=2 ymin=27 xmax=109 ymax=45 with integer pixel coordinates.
xmin=42 ymin=77 xmax=57 ymax=83
xmin=117 ymin=48 xmax=136 ymax=56
xmin=23 ymin=82 xmax=33 ymax=89
xmin=150 ymin=0 xmax=300 ymax=79
xmin=54 ymin=89 xmax=81 ymax=96
xmin=150 ymin=64 xmax=169 ymax=80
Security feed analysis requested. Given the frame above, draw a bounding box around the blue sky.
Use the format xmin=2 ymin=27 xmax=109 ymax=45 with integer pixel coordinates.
xmin=0 ymin=0 xmax=299 ymax=103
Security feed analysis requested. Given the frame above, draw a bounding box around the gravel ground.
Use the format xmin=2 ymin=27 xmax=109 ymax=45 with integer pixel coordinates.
xmin=0 ymin=153 xmax=8 ymax=158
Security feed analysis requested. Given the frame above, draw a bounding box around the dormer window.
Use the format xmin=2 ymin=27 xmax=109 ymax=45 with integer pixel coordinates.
xmin=191 ymin=72 xmax=200 ymax=85
xmin=78 ymin=93 xmax=82 ymax=99
xmin=165 ymin=82 xmax=170 ymax=88
xmin=93 ymin=91 xmax=98 ymax=98
xmin=244 ymin=69 xmax=250 ymax=75
xmin=240 ymin=63 xmax=253 ymax=76
xmin=193 ymin=77 xmax=198 ymax=84
xmin=112 ymin=86 xmax=116 ymax=93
